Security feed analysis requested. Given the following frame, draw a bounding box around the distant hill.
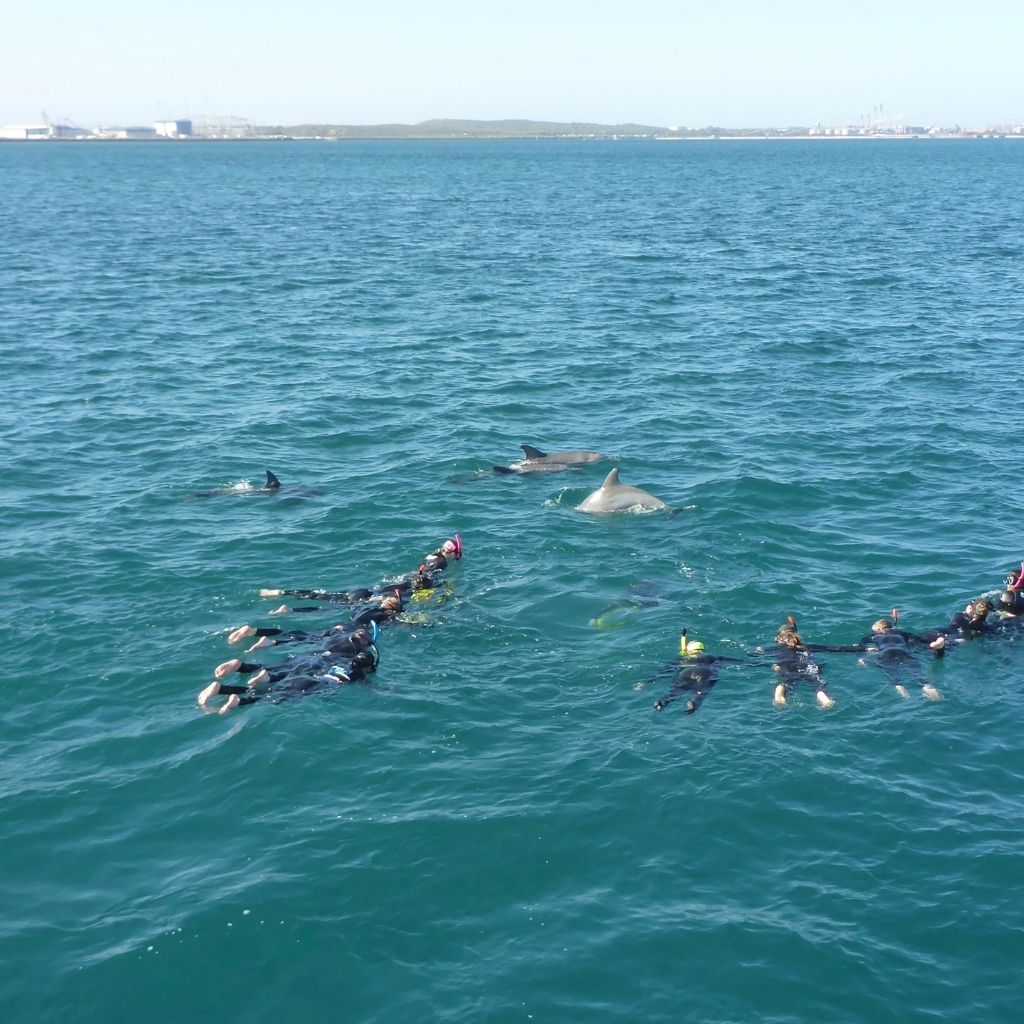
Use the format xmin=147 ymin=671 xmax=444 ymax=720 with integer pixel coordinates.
xmin=254 ymin=118 xmax=668 ymax=139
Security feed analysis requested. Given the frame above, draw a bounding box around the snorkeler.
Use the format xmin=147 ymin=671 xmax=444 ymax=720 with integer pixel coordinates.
xmin=639 ymin=630 xmax=745 ymax=715
xmin=261 ymin=564 xmax=453 ymax=615
xmin=217 ymin=622 xmax=380 ymax=671
xmin=254 ymin=593 xmax=407 ymax=632
xmin=995 ymin=589 xmax=1024 ymax=619
xmin=258 ymin=536 xmax=463 ymax=608
xmin=753 ymin=616 xmax=860 ymax=710
xmin=199 ymin=648 xmax=379 ymax=714
xmin=857 ymin=612 xmax=941 ymax=700
xmin=906 ymin=598 xmax=1000 ymax=653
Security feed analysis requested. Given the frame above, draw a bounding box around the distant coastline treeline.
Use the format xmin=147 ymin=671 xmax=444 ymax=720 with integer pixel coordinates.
xmin=255 ymin=118 xmax=667 ymax=139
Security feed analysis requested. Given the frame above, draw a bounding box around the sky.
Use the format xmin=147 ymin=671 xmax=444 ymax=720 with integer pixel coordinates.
xmin=2 ymin=1 xmax=1022 ymax=129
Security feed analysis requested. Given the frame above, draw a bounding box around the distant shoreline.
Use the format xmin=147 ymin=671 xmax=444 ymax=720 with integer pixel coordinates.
xmin=2 ymin=133 xmax=1022 ymax=143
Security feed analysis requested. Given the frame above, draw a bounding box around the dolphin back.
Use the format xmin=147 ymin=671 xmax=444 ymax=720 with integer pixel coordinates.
xmin=521 ymin=445 xmax=548 ymax=460
xmin=576 ymin=467 xmax=669 ymax=513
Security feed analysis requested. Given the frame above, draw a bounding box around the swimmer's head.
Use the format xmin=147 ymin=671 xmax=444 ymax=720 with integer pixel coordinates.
xmin=872 ymin=618 xmax=893 ymax=634
xmin=776 ymin=617 xmax=800 ymax=643
xmin=971 ymin=598 xmax=991 ymax=618
xmin=779 ymin=630 xmax=803 ymax=647
xmin=380 ymin=595 xmax=401 ymax=612
xmin=441 ymin=539 xmax=458 ymax=558
xmin=999 ymin=590 xmax=1020 ymax=613
xmin=412 ymin=573 xmax=432 ymax=592
xmin=351 ymin=650 xmax=377 ymax=674
xmin=684 ymin=640 xmax=705 ymax=656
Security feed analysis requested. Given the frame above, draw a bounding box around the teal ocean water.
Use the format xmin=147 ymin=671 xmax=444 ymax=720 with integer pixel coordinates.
xmin=2 ymin=139 xmax=1023 ymax=1022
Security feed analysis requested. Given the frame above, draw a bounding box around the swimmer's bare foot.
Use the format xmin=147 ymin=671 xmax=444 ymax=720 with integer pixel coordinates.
xmin=197 ymin=681 xmax=221 ymax=707
xmin=228 ymin=625 xmax=256 ymax=645
xmin=774 ymin=684 xmax=787 ymax=706
xmin=220 ymin=694 xmax=240 ymax=714
xmin=685 ymin=700 xmax=697 ymax=714
xmin=246 ymin=636 xmax=274 ymax=652
xmin=249 ymin=669 xmax=270 ymax=686
xmin=929 ymin=635 xmax=946 ymax=651
xmin=214 ymin=659 xmax=241 ymax=679
xmin=816 ymin=690 xmax=835 ymax=710
xmin=654 ymin=699 xmax=665 ymax=711
xmin=260 ymin=588 xmax=283 ymax=597
xmin=895 ymin=684 xmax=910 ymax=699
xmin=922 ymin=684 xmax=941 ymax=701
xmin=268 ymin=604 xmax=291 ymax=616
xmin=633 ymin=681 xmax=646 ymax=691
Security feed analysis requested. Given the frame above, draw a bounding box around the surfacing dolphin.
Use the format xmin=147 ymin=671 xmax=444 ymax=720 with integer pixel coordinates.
xmin=187 ymin=470 xmax=284 ymax=499
xmin=576 ymin=468 xmax=673 ymax=514
xmin=494 ymin=444 xmax=611 ymax=476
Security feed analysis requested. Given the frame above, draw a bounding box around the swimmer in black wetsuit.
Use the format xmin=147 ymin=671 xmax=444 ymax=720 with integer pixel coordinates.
xmin=996 ymin=589 xmax=1024 ymax=621
xmin=257 ymin=537 xmax=462 ymax=612
xmin=857 ymin=613 xmax=941 ymax=700
xmin=214 ymin=628 xmax=377 ymax=676
xmin=905 ymin=598 xmax=999 ymax=654
xmin=198 ymin=649 xmax=379 ymax=714
xmin=638 ymin=631 xmax=745 ymax=715
xmin=752 ymin=617 xmax=861 ymax=710
xmin=228 ymin=612 xmax=381 ymax=650
xmin=229 ymin=591 xmax=410 ymax=645
xmin=261 ymin=571 xmax=441 ymax=616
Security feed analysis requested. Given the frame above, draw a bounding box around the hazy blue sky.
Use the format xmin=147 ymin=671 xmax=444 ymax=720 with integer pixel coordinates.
xmin=2 ymin=1 xmax=1021 ymax=128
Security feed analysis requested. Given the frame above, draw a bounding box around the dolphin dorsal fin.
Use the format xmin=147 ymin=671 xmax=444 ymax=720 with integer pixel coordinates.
xmin=602 ymin=468 xmax=621 ymax=487
xmin=521 ymin=445 xmax=547 ymax=459
xmin=265 ymin=470 xmax=281 ymax=490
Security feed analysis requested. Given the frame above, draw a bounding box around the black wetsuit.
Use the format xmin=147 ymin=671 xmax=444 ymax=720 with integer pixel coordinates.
xmin=858 ymin=631 xmax=930 ymax=690
xmin=266 ymin=551 xmax=449 ymax=612
xmin=243 ymin=625 xmax=371 ymax=651
xmin=906 ymin=611 xmax=999 ymax=654
xmin=755 ymin=642 xmax=857 ymax=700
xmin=273 ymin=587 xmax=374 ymax=604
xmin=650 ymin=654 xmax=744 ymax=715
xmin=349 ymin=603 xmax=403 ymax=628
xmin=273 ymin=574 xmax=437 ymax=615
xmin=219 ymin=652 xmax=377 ymax=705
xmin=227 ymin=642 xmax=377 ymax=682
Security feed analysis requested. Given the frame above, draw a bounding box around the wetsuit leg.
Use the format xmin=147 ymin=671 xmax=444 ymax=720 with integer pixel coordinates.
xmin=655 ymin=668 xmax=713 ymax=713
xmin=253 ymin=628 xmax=319 ymax=646
xmin=877 ymin=651 xmax=927 ymax=690
xmin=218 ymin=682 xmax=265 ymax=705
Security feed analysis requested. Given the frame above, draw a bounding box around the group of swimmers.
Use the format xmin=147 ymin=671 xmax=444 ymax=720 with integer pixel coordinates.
xmin=197 ymin=535 xmax=463 ymax=713
xmin=641 ymin=564 xmax=1024 ymax=715
xmin=195 ymin=534 xmax=1023 ymax=718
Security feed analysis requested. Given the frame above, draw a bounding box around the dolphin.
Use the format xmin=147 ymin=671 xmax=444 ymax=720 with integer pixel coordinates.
xmin=493 ymin=444 xmax=611 ymax=475
xmin=186 ymin=470 xmax=284 ymax=499
xmin=576 ymin=468 xmax=672 ymax=514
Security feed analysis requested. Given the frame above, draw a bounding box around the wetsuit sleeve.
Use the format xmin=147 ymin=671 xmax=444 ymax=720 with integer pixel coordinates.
xmin=805 ymin=643 xmax=866 ymax=653
xmin=896 ymin=629 xmax=934 ymax=645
